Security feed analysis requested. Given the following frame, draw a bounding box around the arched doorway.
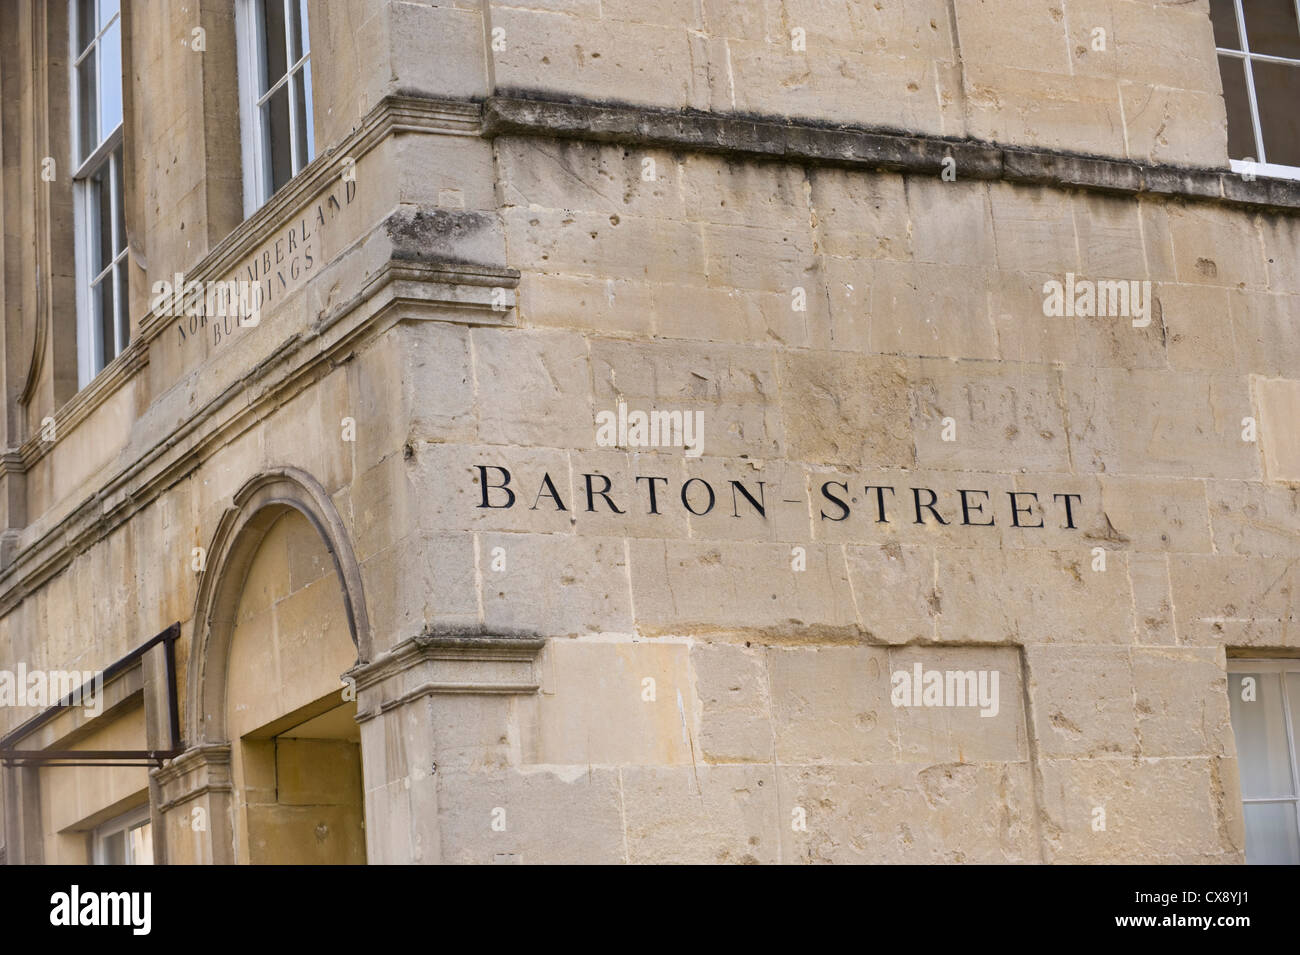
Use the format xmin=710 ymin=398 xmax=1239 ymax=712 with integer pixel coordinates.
xmin=184 ymin=468 xmax=371 ymax=864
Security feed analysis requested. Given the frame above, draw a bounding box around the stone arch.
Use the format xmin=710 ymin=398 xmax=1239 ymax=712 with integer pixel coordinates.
xmin=186 ymin=466 xmax=370 ymax=746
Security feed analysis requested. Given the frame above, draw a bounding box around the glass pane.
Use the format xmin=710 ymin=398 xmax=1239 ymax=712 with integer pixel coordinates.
xmin=100 ymin=829 xmax=125 ymax=865
xmin=1289 ymin=672 xmax=1300 ymax=748
xmin=262 ymin=0 xmax=289 ymax=90
xmin=1243 ymin=0 xmax=1300 ymax=58
xmin=112 ymin=147 xmax=125 ymax=254
xmin=293 ymin=64 xmax=314 ymax=170
xmin=115 ymin=259 xmax=128 ymax=355
xmin=99 ymin=0 xmax=119 ymax=27
xmin=96 ymin=273 xmax=115 ymax=369
xmin=262 ymin=84 xmax=293 ymax=195
xmin=1227 ymin=671 xmax=1295 ymax=799
xmin=91 ymin=162 xmax=112 ymax=275
xmin=1243 ymin=801 xmax=1300 ymax=864
xmin=127 ymin=822 xmax=153 ymax=865
xmin=1210 ymin=0 xmax=1241 ymax=49
xmin=77 ymin=51 xmax=97 ymax=161
xmin=1254 ymin=61 xmax=1300 ymax=168
xmin=76 ymin=0 xmax=97 ymax=54
xmin=1219 ymin=55 xmax=1256 ymax=160
xmin=288 ymin=0 xmax=305 ymax=61
xmin=100 ymin=18 xmax=122 ymax=137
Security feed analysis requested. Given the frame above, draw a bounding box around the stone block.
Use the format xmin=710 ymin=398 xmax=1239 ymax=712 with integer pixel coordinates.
xmin=1254 ymin=376 xmax=1300 ymax=483
xmin=936 ymin=547 xmax=1135 ymax=644
xmin=435 ymin=766 xmax=625 ymax=864
xmin=910 ymin=357 xmax=1070 ymax=473
xmin=628 ymin=539 xmax=859 ymax=636
xmin=1169 ymin=554 xmax=1300 ymax=647
xmin=843 ymin=543 xmax=939 ymax=644
xmin=621 ymin=764 xmax=781 ymax=864
xmin=1132 ymin=646 xmax=1232 ymax=758
xmin=480 ymin=532 xmax=634 ymax=637
xmin=1206 ymin=480 xmax=1300 ymax=558
xmin=472 ymin=326 xmax=593 ymax=449
xmin=778 ymin=352 xmax=911 ymax=470
xmin=870 ymin=262 xmax=998 ymax=360
xmin=520 ymin=638 xmax=694 ymax=766
xmin=778 ymin=761 xmax=1039 ymax=863
xmin=591 ymin=339 xmax=784 ymax=460
xmin=768 ymin=645 xmax=897 ymax=763
xmin=1026 ymin=645 xmax=1136 ymax=759
xmin=1038 ymin=756 xmax=1242 ymax=863
xmin=1065 ymin=367 xmax=1258 ymax=479
xmin=887 ymin=645 xmax=1028 ymax=763
xmin=692 ymin=641 xmax=773 ymax=763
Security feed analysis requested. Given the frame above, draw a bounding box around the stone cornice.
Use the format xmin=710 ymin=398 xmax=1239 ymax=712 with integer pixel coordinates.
xmin=16 ymin=95 xmax=485 ymax=484
xmin=481 ymin=93 xmax=1300 ymax=214
xmin=153 ymin=742 xmax=233 ymax=813
xmin=347 ymin=628 xmax=548 ymax=692
xmin=346 ymin=629 xmax=547 ymax=723
xmin=0 ymin=220 xmax=517 ymax=615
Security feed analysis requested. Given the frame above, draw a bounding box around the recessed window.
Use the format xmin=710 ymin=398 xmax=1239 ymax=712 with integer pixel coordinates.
xmin=236 ymin=0 xmax=315 ymax=216
xmin=1226 ymin=660 xmax=1300 ymax=864
xmin=92 ymin=805 xmax=153 ymax=865
xmin=1211 ymin=0 xmax=1300 ymax=181
xmin=71 ymin=0 xmax=128 ymax=386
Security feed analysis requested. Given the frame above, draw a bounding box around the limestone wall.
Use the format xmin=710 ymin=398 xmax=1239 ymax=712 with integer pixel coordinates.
xmin=1 ymin=0 xmax=1293 ymax=864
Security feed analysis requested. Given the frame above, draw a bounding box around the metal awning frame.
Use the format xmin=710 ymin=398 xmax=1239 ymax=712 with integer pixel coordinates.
xmin=0 ymin=623 xmax=183 ymax=767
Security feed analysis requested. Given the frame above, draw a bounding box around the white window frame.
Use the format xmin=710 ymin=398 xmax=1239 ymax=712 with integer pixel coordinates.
xmin=1226 ymin=659 xmax=1300 ymax=863
xmin=69 ymin=0 xmax=128 ymax=389
xmin=235 ymin=0 xmax=315 ymax=218
xmin=92 ymin=804 xmax=153 ymax=865
xmin=1216 ymin=0 xmax=1300 ymax=182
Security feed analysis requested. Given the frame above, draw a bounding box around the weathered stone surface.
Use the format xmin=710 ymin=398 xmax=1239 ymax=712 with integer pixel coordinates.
xmin=5 ymin=0 xmax=1291 ymax=868
xmin=1038 ymin=756 xmax=1243 ymax=863
xmin=692 ymin=641 xmax=774 ymax=763
xmin=768 ymin=646 xmax=896 ymax=763
xmin=621 ymin=764 xmax=781 ymax=864
xmin=1255 ymin=377 xmax=1300 ymax=483
xmin=778 ymin=761 xmax=1039 ymax=863
xmin=778 ymin=352 xmax=911 ymax=469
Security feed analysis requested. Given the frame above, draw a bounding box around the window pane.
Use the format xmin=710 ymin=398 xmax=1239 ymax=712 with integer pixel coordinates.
xmin=127 ymin=822 xmax=153 ymax=865
xmin=1243 ymin=0 xmax=1300 ymax=58
xmin=1228 ymin=671 xmax=1295 ymax=799
xmin=262 ymin=84 xmax=293 ymax=195
xmin=1254 ymin=61 xmax=1300 ymax=168
xmin=1289 ymin=672 xmax=1300 ymax=744
xmin=288 ymin=0 xmax=306 ymax=61
xmin=112 ymin=147 xmax=125 ymax=254
xmin=95 ymin=273 xmax=115 ymax=370
xmin=1219 ymin=55 xmax=1257 ymax=160
xmin=1243 ymin=802 xmax=1300 ymax=864
xmin=100 ymin=18 xmax=123 ymax=137
xmin=76 ymin=0 xmax=97 ymax=54
xmin=1210 ymin=0 xmax=1241 ymax=49
xmin=99 ymin=0 xmax=119 ymax=27
xmin=91 ymin=163 xmax=112 ymax=276
xmin=77 ymin=51 xmax=97 ymax=161
xmin=115 ymin=259 xmax=128 ymax=354
xmin=262 ymin=0 xmax=289 ymax=90
xmin=294 ymin=64 xmax=314 ymax=169
xmin=100 ymin=829 xmax=125 ymax=865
